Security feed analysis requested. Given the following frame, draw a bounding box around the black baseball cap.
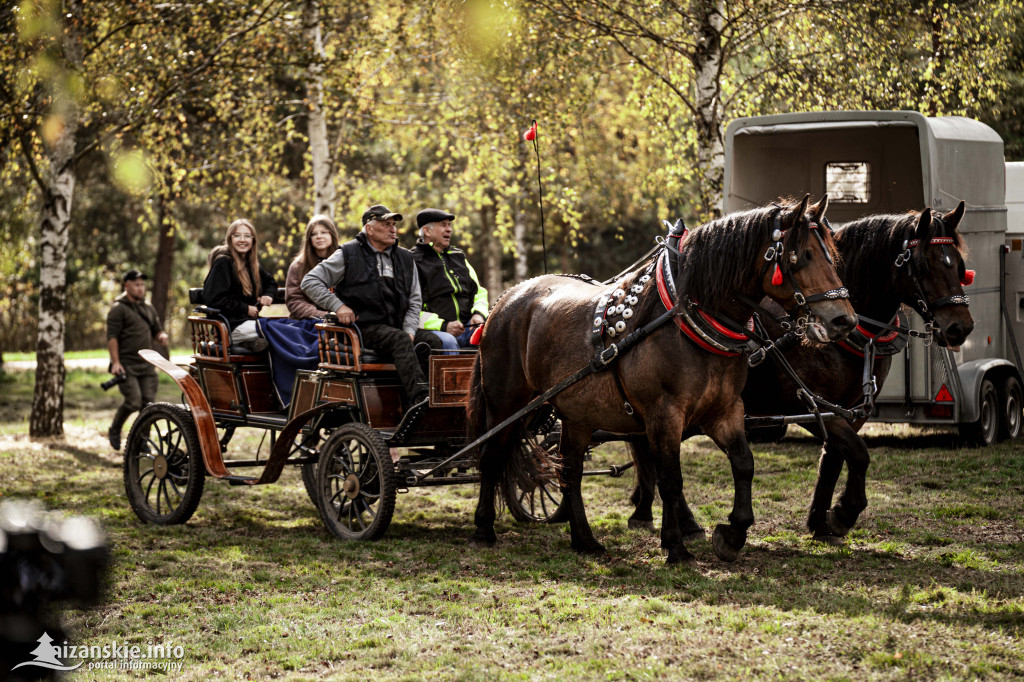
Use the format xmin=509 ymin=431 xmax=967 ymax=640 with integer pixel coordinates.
xmin=361 ymin=204 xmax=403 ymax=225
xmin=416 ymin=208 xmax=456 ymax=229
xmin=122 ymin=269 xmax=147 ymax=283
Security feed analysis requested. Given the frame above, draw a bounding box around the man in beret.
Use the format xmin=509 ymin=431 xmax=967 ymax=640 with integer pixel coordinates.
xmin=411 ymin=208 xmax=488 ymax=349
xmin=302 ymin=204 xmax=441 ymax=407
xmin=106 ymin=269 xmax=169 ymax=450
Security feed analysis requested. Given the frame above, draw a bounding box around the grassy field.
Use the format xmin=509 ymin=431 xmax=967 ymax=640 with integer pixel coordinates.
xmin=1 ymin=368 xmax=1022 ymax=680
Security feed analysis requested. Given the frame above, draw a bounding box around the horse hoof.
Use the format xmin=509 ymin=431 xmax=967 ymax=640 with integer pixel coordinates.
xmin=468 ymin=532 xmax=497 ymax=548
xmin=572 ymin=541 xmax=606 ymax=556
xmin=627 ymin=518 xmax=655 ymax=531
xmin=712 ymin=525 xmax=742 ymax=563
xmin=666 ymin=547 xmax=696 ymax=566
xmin=826 ymin=509 xmax=851 ymax=537
xmin=812 ymin=533 xmax=846 ymax=546
xmin=681 ymin=529 xmax=706 ymax=543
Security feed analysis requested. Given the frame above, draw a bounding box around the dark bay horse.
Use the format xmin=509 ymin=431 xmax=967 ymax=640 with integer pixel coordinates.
xmin=467 ymin=195 xmax=857 ymax=564
xmin=629 ymin=203 xmax=975 ymax=543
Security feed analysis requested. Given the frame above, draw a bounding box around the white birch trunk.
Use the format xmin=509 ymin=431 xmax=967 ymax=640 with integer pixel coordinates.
xmin=30 ymin=0 xmax=83 ymax=438
xmin=693 ymin=0 xmax=725 ymax=219
xmin=303 ymin=0 xmax=337 ymax=217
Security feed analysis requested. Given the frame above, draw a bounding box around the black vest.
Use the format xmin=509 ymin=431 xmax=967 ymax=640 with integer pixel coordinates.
xmin=339 ymin=233 xmax=414 ymax=328
xmin=411 ymin=241 xmax=478 ymax=324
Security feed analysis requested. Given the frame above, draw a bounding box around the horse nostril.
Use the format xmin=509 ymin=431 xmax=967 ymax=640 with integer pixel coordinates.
xmin=832 ymin=313 xmax=856 ymax=331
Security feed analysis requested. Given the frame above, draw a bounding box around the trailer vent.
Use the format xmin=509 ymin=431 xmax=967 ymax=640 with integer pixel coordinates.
xmin=934 ymin=384 xmax=954 ymax=403
xmin=825 ymin=162 xmax=870 ymax=203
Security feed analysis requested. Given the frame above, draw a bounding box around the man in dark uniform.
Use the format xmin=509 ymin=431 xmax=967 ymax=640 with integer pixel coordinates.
xmin=106 ymin=269 xmax=168 ymax=450
xmin=411 ymin=208 xmax=488 ymax=348
xmin=301 ymin=205 xmax=441 ymax=406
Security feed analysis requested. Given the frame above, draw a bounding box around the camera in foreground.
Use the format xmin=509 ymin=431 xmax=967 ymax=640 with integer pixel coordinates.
xmin=100 ymin=373 xmax=127 ymax=391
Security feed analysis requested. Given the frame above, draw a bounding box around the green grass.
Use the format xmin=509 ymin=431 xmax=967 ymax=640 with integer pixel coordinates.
xmin=1 ymin=369 xmax=1022 ymax=680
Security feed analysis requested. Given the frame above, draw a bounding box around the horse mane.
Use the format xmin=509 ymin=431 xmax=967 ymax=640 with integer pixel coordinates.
xmin=673 ymin=199 xmax=828 ymax=313
xmin=833 ymin=210 xmax=967 ymax=298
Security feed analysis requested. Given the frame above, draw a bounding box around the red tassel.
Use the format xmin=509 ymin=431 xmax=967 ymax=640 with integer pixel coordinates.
xmin=470 ymin=324 xmax=484 ymax=345
xmin=523 ymin=122 xmax=537 ymax=141
xmin=962 ymin=269 xmax=975 ymax=286
xmin=771 ymin=264 xmax=783 ymax=286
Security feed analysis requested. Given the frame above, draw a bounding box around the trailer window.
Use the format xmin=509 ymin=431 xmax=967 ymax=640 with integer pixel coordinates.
xmin=826 ymin=162 xmax=870 ymax=203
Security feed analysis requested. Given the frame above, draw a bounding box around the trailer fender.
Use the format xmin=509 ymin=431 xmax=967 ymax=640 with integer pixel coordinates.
xmin=956 ymin=358 xmax=1020 ymax=423
xmin=138 ymin=349 xmax=226 ymax=477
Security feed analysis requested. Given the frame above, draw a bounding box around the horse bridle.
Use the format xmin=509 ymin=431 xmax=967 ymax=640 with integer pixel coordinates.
xmin=747 ymin=212 xmax=850 ymax=338
xmin=894 ymin=232 xmax=970 ymax=331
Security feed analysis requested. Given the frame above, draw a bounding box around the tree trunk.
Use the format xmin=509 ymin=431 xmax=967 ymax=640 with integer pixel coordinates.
xmin=303 ymin=0 xmax=337 ymax=218
xmin=692 ymin=0 xmax=725 ymax=220
xmin=30 ymin=0 xmax=83 ymax=439
xmin=480 ymin=206 xmax=503 ymax=298
xmin=151 ymin=188 xmax=174 ymax=327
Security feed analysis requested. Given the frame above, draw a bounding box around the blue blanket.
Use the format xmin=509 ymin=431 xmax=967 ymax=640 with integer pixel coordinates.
xmin=257 ymin=318 xmax=321 ymax=408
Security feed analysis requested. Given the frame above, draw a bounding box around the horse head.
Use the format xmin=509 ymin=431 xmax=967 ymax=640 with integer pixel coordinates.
xmin=898 ymin=201 xmax=975 ymax=349
xmin=761 ymin=194 xmax=857 ymax=343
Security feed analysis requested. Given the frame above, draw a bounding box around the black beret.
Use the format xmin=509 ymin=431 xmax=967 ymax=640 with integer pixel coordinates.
xmin=416 ymin=208 xmax=456 ymax=229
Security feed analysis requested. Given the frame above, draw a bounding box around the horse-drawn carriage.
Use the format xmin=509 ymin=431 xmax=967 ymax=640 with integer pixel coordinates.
xmin=121 ymin=297 xmax=561 ymax=540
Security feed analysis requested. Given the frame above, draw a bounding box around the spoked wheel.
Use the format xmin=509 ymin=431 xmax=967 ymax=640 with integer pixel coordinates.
xmin=502 ymin=420 xmax=568 ymax=523
xmin=959 ymin=379 xmax=999 ymax=447
xmin=123 ymin=403 xmax=205 ymax=525
xmin=1000 ymin=376 xmax=1023 ymax=441
xmin=316 ymin=423 xmax=396 ymax=541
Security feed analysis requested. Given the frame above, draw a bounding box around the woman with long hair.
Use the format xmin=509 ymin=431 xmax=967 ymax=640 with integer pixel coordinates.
xmin=202 ymin=218 xmax=278 ymax=352
xmin=285 ymin=214 xmax=340 ymax=319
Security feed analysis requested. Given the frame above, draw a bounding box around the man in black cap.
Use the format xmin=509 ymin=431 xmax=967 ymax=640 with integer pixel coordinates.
xmin=105 ymin=269 xmax=169 ymax=450
xmin=412 ymin=208 xmax=488 ymax=348
xmin=301 ymin=205 xmax=441 ymax=406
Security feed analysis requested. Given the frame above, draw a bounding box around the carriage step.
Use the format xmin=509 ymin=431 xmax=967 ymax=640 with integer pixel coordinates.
xmin=223 ymin=475 xmax=260 ymax=486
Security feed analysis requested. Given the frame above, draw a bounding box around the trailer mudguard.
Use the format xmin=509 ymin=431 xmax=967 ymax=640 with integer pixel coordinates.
xmin=957 ymin=358 xmax=1020 ymax=423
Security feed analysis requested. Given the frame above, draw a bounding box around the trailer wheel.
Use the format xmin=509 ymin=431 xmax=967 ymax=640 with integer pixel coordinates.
xmin=123 ymin=403 xmax=205 ymax=525
xmin=959 ymin=379 xmax=999 ymax=447
xmin=502 ymin=425 xmax=566 ymax=523
xmin=316 ymin=423 xmax=396 ymax=541
xmin=1000 ymin=376 xmax=1023 ymax=440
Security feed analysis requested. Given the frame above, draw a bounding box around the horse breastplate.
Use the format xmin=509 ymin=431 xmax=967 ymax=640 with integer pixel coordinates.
xmin=837 ymin=311 xmax=909 ymax=358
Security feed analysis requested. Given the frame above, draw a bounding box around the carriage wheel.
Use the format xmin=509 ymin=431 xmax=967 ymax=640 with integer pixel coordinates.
xmin=315 ymin=423 xmax=396 ymax=541
xmin=1000 ymin=376 xmax=1023 ymax=441
xmin=123 ymin=403 xmax=205 ymax=525
xmin=959 ymin=379 xmax=999 ymax=447
xmin=293 ymin=427 xmax=327 ymax=509
xmin=502 ymin=422 xmax=567 ymax=524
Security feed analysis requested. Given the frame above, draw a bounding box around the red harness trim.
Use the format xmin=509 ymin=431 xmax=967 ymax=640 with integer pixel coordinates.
xmin=907 ymin=237 xmax=955 ymax=248
xmin=656 ymin=252 xmax=742 ymax=357
xmin=837 ymin=316 xmax=901 ymax=357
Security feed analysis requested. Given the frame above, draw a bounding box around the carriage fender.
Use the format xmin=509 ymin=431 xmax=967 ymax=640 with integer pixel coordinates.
xmin=956 ymin=358 xmax=1020 ymax=423
xmin=138 ymin=349 xmax=225 ymax=476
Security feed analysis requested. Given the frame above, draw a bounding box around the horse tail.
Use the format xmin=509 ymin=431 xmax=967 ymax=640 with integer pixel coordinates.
xmin=466 ymin=352 xmax=487 ymax=448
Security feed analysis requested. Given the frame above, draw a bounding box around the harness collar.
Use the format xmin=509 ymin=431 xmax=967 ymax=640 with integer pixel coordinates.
xmin=837 ymin=312 xmax=908 ymax=358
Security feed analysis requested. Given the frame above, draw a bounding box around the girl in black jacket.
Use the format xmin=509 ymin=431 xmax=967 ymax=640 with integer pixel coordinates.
xmin=202 ymin=218 xmax=278 ymax=352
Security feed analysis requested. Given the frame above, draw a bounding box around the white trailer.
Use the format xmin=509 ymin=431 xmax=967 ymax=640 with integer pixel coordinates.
xmin=723 ymin=110 xmax=1024 ymax=444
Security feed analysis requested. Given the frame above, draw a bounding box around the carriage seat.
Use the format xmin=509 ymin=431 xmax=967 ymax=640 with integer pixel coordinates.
xmin=315 ymin=322 xmax=396 ymax=372
xmin=187 ymin=288 xmax=271 ymax=362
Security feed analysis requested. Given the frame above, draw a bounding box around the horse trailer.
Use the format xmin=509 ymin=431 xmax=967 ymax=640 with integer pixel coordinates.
xmin=724 ymin=110 xmax=1024 ymax=445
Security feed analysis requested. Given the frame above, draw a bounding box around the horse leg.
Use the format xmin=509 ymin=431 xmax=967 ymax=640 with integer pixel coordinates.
xmin=470 ymin=425 xmax=513 ymax=547
xmin=560 ymin=421 xmax=605 ymax=555
xmin=704 ymin=409 xmax=755 ymax=562
xmin=645 ymin=431 xmax=696 ymax=565
xmin=627 ymin=440 xmax=656 ymax=531
xmin=808 ymin=420 xmax=869 ymax=542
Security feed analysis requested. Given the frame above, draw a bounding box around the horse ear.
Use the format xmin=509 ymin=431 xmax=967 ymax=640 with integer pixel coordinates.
xmin=944 ymin=200 xmax=966 ymax=231
xmin=784 ymin=194 xmax=811 ymax=229
xmin=915 ymin=207 xmax=933 ymax=241
xmin=808 ymin=193 xmax=829 ymax=221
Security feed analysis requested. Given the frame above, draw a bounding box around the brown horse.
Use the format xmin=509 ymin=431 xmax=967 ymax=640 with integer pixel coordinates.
xmin=628 ymin=203 xmax=975 ymax=543
xmin=467 ymin=195 xmax=857 ymax=564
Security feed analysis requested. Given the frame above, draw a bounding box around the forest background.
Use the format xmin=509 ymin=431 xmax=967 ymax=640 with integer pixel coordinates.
xmin=3 ymin=0 xmax=1024 ymax=437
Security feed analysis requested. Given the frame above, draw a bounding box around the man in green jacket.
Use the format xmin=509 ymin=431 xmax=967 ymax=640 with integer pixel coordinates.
xmin=410 ymin=208 xmax=488 ymax=349
xmin=106 ymin=270 xmax=169 ymax=450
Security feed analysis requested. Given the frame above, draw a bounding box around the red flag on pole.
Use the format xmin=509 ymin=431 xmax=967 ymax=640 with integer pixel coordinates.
xmin=523 ymin=122 xmax=537 ymax=141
